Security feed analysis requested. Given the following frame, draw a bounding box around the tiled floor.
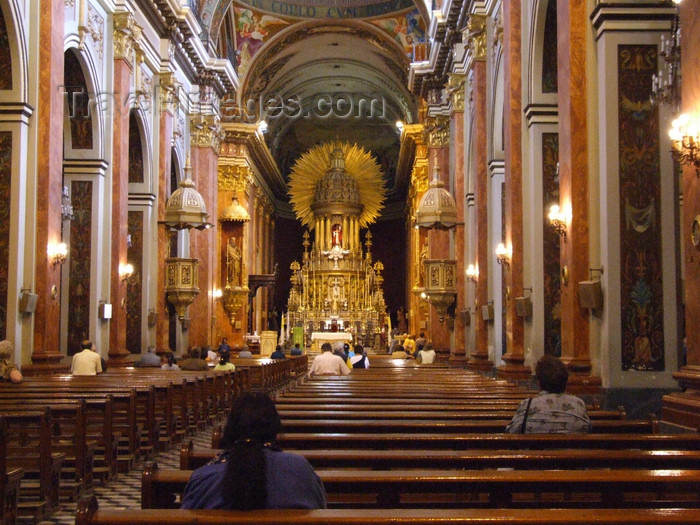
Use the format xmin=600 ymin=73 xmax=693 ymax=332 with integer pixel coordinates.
xmin=33 ymin=425 xmax=215 ymax=525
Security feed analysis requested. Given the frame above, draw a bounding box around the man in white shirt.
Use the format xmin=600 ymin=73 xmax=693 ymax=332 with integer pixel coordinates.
xmin=309 ymin=343 xmax=350 ymax=377
xmin=71 ymin=340 xmax=103 ymax=375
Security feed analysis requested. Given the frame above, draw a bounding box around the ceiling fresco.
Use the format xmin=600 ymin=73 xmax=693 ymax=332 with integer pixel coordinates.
xmin=210 ymin=0 xmax=426 ymax=204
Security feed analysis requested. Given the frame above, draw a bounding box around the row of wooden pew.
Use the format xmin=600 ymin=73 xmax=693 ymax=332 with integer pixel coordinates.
xmin=0 ymin=356 xmax=305 ymax=524
xmin=118 ymin=363 xmax=700 ymax=524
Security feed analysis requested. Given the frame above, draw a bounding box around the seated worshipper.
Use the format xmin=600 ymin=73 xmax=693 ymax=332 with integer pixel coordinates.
xmin=238 ymin=346 xmax=253 ymax=358
xmin=391 ymin=344 xmax=407 ymax=359
xmin=181 ymin=392 xmax=326 ymax=510
xmin=139 ymin=346 xmax=162 ymax=367
xmin=416 ymin=343 xmax=436 ymax=364
xmin=415 ymin=332 xmax=427 ymax=350
xmin=180 ymin=347 xmax=209 ymax=371
xmin=309 ymin=343 xmax=351 ymax=377
xmin=71 ymin=340 xmax=103 ymax=375
xmin=403 ymin=334 xmax=416 ymax=355
xmin=349 ymin=344 xmax=369 ymax=369
xmin=205 ymin=346 xmax=218 ymax=364
xmin=505 ymin=355 xmax=591 ymax=434
xmin=0 ymin=340 xmax=22 ymax=383
xmin=161 ymin=352 xmax=179 ymax=370
xmin=290 ymin=343 xmax=303 ymax=356
xmin=270 ymin=345 xmax=286 ymax=359
xmin=215 ymin=349 xmax=236 ymax=371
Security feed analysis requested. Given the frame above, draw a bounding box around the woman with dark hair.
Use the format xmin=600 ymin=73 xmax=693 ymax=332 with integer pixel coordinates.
xmin=181 ymin=392 xmax=326 ymax=510
xmin=349 ymin=344 xmax=369 ymax=369
xmin=505 ymin=355 xmax=591 ymax=434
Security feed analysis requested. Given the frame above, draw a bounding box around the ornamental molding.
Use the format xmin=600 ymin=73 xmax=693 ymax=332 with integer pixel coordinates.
xmin=446 ymin=74 xmax=465 ymax=113
xmin=159 ymin=72 xmax=180 ymax=113
xmin=465 ymin=13 xmax=487 ymax=61
xmin=423 ymin=115 xmax=451 ymax=147
xmin=218 ymin=163 xmax=252 ymax=192
xmin=113 ymin=11 xmax=142 ymax=62
xmin=493 ymin=6 xmax=503 ymax=54
xmin=190 ymin=113 xmax=225 ymax=154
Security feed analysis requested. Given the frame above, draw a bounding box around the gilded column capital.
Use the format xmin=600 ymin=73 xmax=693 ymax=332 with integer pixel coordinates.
xmin=218 ymin=164 xmax=251 ymax=192
xmin=190 ymin=113 xmax=225 ymax=154
xmin=159 ymin=72 xmax=180 ymax=113
xmin=446 ymin=74 xmax=465 ymax=113
xmin=423 ymin=115 xmax=450 ymax=147
xmin=113 ymin=11 xmax=141 ymax=61
xmin=463 ymin=13 xmax=487 ymax=61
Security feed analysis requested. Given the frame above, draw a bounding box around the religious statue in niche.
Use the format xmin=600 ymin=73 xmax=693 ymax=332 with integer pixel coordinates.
xmin=331 ymin=223 xmax=342 ymax=247
xmin=226 ymin=237 xmax=243 ymax=287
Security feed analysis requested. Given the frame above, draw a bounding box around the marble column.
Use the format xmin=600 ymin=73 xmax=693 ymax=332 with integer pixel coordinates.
xmin=467 ymin=29 xmax=493 ymax=373
xmin=448 ymin=74 xmax=468 ymax=367
xmin=188 ymin=113 xmax=221 ymax=348
xmin=108 ymin=13 xmax=140 ymax=367
xmin=557 ymin=0 xmax=600 ymax=392
xmin=663 ymin=0 xmax=700 ymax=427
xmin=25 ymin=0 xmax=68 ymax=374
xmin=425 ymin=115 xmax=451 ymax=354
xmin=497 ymin=0 xmax=530 ymax=381
xmin=155 ymin=73 xmax=176 ymax=354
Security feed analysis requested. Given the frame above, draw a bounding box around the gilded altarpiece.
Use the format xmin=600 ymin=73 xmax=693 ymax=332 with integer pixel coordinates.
xmin=542 ymin=133 xmax=561 ymax=356
xmin=618 ymin=45 xmax=664 ymax=371
xmin=67 ymin=181 xmax=92 ymax=356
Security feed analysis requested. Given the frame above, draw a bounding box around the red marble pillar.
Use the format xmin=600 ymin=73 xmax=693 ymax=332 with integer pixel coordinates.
xmin=497 ymin=0 xmax=530 ymax=381
xmin=556 ymin=0 xmax=600 ymax=392
xmin=663 ymin=0 xmax=700 ymax=427
xmin=26 ymin=0 xmax=68 ymax=374
xmin=449 ymin=81 xmax=467 ymax=367
xmin=155 ymin=76 xmax=175 ymax=354
xmin=427 ymin=140 xmax=451 ymax=353
xmin=468 ymin=60 xmax=494 ymax=373
xmin=189 ymin=138 xmax=218 ymax=348
xmin=107 ymin=57 xmax=133 ymax=366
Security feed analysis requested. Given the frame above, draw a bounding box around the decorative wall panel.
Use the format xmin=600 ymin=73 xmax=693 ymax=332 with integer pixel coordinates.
xmin=0 ymin=132 xmax=11 ymax=340
xmin=128 ymin=113 xmax=144 ymax=183
xmin=64 ymin=50 xmax=93 ymax=149
xmin=68 ymin=181 xmax=92 ymax=356
xmin=618 ymin=45 xmax=664 ymax=371
xmin=126 ymin=210 xmax=143 ymax=353
xmin=542 ymin=133 xmax=561 ymax=356
xmin=541 ymin=0 xmax=558 ymax=94
xmin=0 ymin=6 xmax=12 ymax=90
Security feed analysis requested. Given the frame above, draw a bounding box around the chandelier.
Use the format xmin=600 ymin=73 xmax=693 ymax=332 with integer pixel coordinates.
xmin=650 ymin=0 xmax=681 ymax=113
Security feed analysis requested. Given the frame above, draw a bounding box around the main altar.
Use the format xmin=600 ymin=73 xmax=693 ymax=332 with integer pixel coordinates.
xmin=285 ymin=143 xmax=389 ymax=349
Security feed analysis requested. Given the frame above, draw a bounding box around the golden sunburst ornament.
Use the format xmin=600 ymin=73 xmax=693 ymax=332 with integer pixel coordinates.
xmin=288 ymin=142 xmax=386 ymax=229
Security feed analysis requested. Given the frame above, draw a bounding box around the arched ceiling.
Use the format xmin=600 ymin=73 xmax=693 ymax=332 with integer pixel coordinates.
xmin=205 ymin=0 xmax=426 ymax=204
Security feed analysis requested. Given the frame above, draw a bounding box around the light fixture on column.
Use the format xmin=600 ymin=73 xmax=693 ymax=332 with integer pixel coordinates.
xmin=48 ymin=242 xmax=68 ymax=267
xmin=669 ymin=114 xmax=700 ymax=176
xmin=495 ymin=243 xmax=511 ymax=267
xmin=651 ymin=0 xmax=682 ymax=112
xmin=548 ymin=204 xmax=571 ymax=238
xmin=466 ymin=264 xmax=479 ymax=283
xmin=119 ymin=263 xmax=134 ymax=282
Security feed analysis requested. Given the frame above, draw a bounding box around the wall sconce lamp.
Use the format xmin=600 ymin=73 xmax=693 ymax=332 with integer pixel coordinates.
xmin=466 ymin=264 xmax=479 ymax=283
xmin=48 ymin=242 xmax=68 ymax=267
xmin=548 ymin=204 xmax=571 ymax=238
xmin=495 ymin=243 xmax=511 ymax=267
xmin=213 ymin=288 xmax=223 ymax=299
xmin=669 ymin=114 xmax=700 ymax=176
xmin=119 ymin=262 xmax=134 ymax=281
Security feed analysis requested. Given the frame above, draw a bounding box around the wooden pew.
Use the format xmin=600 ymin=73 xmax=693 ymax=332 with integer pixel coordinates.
xmin=76 ymin=495 xmax=700 ymax=525
xmin=181 ymin=441 xmax=700 ymax=471
xmin=140 ymin=463 xmax=700 ymax=509
xmin=1 ymin=409 xmax=64 ymax=521
xmin=0 ymin=417 xmax=23 ymax=525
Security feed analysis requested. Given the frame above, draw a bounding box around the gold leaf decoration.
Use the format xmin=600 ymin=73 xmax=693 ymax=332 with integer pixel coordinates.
xmin=288 ymin=141 xmax=386 ymax=229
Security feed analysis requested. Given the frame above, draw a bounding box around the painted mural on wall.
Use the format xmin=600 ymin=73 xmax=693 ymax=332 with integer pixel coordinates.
xmin=370 ymin=9 xmax=426 ymax=56
xmin=542 ymin=133 xmax=561 ymax=356
xmin=0 ymin=132 xmax=11 ymax=341
xmin=68 ymin=181 xmax=92 ymax=356
xmin=618 ymin=44 xmax=664 ymax=371
xmin=234 ymin=7 xmax=289 ymax=72
xmin=0 ymin=5 xmax=12 ymax=90
xmin=127 ymin=211 xmax=143 ymax=354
